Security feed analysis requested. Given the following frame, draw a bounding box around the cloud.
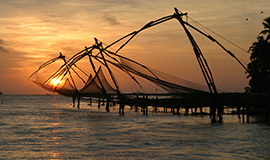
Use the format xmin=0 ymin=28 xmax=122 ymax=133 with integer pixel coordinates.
xmin=0 ymin=39 xmax=5 ymax=45
xmin=103 ymin=14 xmax=120 ymax=25
xmin=0 ymin=39 xmax=6 ymax=52
xmin=0 ymin=46 xmax=7 ymax=53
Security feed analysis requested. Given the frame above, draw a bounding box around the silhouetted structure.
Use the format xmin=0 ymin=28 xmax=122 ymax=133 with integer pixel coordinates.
xmin=29 ymin=8 xmax=249 ymax=123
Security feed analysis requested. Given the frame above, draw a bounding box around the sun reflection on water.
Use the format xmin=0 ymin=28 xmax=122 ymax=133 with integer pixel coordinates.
xmin=49 ymin=152 xmax=63 ymax=160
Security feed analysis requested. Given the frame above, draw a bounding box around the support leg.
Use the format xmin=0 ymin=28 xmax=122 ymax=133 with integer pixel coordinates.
xmin=242 ymin=107 xmax=245 ymax=124
xmin=218 ymin=105 xmax=223 ymax=122
xmin=185 ymin=107 xmax=188 ymax=115
xmin=135 ymin=104 xmax=138 ymax=112
xmin=173 ymin=107 xmax=177 ymax=115
xmin=72 ymin=97 xmax=75 ymax=107
xmin=237 ymin=106 xmax=241 ymax=119
xmin=89 ymin=98 xmax=92 ymax=106
xmin=145 ymin=95 xmax=148 ymax=115
xmin=98 ymin=97 xmax=101 ymax=109
xmin=122 ymin=105 xmax=125 ymax=115
xmin=119 ymin=101 xmax=125 ymax=116
xmin=210 ymin=107 xmax=216 ymax=123
xmin=246 ymin=106 xmax=250 ymax=123
xmin=177 ymin=107 xmax=180 ymax=115
xmin=106 ymin=97 xmax=110 ymax=112
xmin=119 ymin=105 xmax=122 ymax=115
xmin=77 ymin=96 xmax=80 ymax=109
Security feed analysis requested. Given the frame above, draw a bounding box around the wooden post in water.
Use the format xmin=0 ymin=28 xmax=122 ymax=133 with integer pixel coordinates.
xmin=98 ymin=96 xmax=101 ymax=109
xmin=135 ymin=103 xmax=138 ymax=112
xmin=77 ymin=96 xmax=80 ymax=109
xmin=106 ymin=96 xmax=110 ymax=112
xmin=237 ymin=106 xmax=241 ymax=119
xmin=242 ymin=107 xmax=245 ymax=124
xmin=89 ymin=97 xmax=92 ymax=106
xmin=246 ymin=106 xmax=250 ymax=123
xmin=210 ymin=107 xmax=216 ymax=123
xmin=119 ymin=102 xmax=125 ymax=115
xmin=72 ymin=97 xmax=75 ymax=107
xmin=145 ymin=95 xmax=148 ymax=115
xmin=122 ymin=104 xmax=125 ymax=115
xmin=200 ymin=107 xmax=203 ymax=114
xmin=217 ymin=105 xmax=223 ymax=122
xmin=135 ymin=95 xmax=138 ymax=112
xmin=119 ymin=94 xmax=125 ymax=116
xmin=185 ymin=107 xmax=189 ymax=115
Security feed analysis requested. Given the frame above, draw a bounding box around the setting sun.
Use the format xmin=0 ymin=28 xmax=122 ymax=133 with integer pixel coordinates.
xmin=51 ymin=77 xmax=62 ymax=86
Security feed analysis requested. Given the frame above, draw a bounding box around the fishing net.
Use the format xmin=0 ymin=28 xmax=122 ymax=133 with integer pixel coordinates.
xmin=29 ymin=8 xmax=247 ymax=98
xmin=29 ymin=39 xmax=211 ymax=98
xmin=29 ymin=55 xmax=118 ymax=97
xmin=119 ymin=57 xmax=209 ymax=94
xmin=28 ymin=10 xmax=215 ymax=97
xmin=80 ymin=67 xmax=117 ymax=95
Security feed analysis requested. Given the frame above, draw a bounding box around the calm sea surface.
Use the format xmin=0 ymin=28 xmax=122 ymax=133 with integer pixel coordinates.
xmin=0 ymin=95 xmax=269 ymax=160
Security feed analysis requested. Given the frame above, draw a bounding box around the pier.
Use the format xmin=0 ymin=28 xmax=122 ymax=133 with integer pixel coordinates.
xmin=70 ymin=92 xmax=270 ymax=123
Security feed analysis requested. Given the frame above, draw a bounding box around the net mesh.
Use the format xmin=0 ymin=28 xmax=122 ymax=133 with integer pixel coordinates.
xmin=119 ymin=57 xmax=209 ymax=94
xmin=29 ymin=39 xmax=210 ymax=97
xmin=80 ymin=67 xmax=117 ymax=95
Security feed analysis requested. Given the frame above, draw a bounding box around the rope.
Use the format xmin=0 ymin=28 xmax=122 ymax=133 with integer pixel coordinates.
xmin=187 ymin=16 xmax=250 ymax=54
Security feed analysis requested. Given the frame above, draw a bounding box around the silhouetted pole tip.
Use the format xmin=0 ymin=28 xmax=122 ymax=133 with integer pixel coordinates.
xmin=59 ymin=52 xmax=65 ymax=59
xmin=174 ymin=7 xmax=188 ymax=16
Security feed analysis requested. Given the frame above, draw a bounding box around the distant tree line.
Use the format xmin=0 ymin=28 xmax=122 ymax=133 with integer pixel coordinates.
xmin=246 ymin=16 xmax=270 ymax=94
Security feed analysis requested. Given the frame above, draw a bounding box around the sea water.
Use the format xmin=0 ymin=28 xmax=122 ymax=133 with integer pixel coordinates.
xmin=0 ymin=95 xmax=269 ymax=159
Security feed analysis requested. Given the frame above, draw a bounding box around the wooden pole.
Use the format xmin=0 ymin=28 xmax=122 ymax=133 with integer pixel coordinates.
xmin=237 ymin=106 xmax=241 ymax=119
xmin=242 ymin=107 xmax=245 ymax=124
xmin=210 ymin=107 xmax=216 ymax=123
xmin=218 ymin=105 xmax=223 ymax=122
xmin=89 ymin=97 xmax=92 ymax=106
xmin=174 ymin=8 xmax=221 ymax=123
xmin=122 ymin=105 xmax=125 ymax=115
xmin=246 ymin=106 xmax=250 ymax=123
xmin=119 ymin=94 xmax=125 ymax=116
xmin=98 ymin=96 xmax=101 ymax=109
xmin=135 ymin=95 xmax=138 ymax=112
xmin=145 ymin=95 xmax=148 ymax=115
xmin=77 ymin=96 xmax=80 ymax=109
xmin=185 ymin=107 xmax=189 ymax=115
xmin=72 ymin=97 xmax=75 ymax=107
xmin=200 ymin=107 xmax=203 ymax=114
xmin=106 ymin=96 xmax=110 ymax=112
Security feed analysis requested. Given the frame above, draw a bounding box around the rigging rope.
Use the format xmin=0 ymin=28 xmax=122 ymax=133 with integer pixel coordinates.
xmin=187 ymin=16 xmax=250 ymax=55
xmin=192 ymin=20 xmax=228 ymax=92
xmin=199 ymin=30 xmax=229 ymax=92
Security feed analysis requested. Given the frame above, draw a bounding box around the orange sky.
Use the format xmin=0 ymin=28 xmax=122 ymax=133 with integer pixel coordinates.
xmin=0 ymin=0 xmax=269 ymax=94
